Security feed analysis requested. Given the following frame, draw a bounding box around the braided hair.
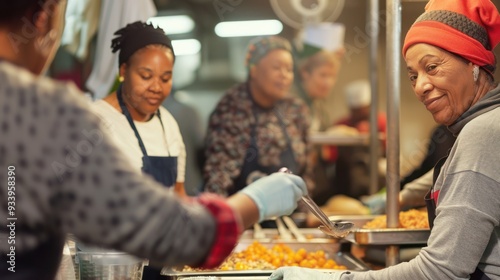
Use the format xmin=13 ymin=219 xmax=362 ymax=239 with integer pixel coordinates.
xmin=111 ymin=21 xmax=175 ymax=67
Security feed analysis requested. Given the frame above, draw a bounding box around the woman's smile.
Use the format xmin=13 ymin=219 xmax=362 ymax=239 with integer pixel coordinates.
xmin=424 ymin=94 xmax=445 ymax=112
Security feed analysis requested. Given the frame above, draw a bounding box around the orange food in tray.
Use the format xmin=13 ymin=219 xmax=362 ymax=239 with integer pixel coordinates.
xmin=362 ymin=209 xmax=430 ymax=229
xmin=182 ymin=241 xmax=347 ymax=271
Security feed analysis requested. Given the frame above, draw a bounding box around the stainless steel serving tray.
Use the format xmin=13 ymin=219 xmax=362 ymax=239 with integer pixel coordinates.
xmin=346 ymin=228 xmax=430 ymax=245
xmin=239 ymin=228 xmax=341 ymax=243
xmin=162 ymin=253 xmax=367 ymax=279
xmin=329 ymin=215 xmax=430 ymax=245
xmin=176 ymin=277 xmax=269 ymax=280
xmin=161 ymin=239 xmax=369 ymax=279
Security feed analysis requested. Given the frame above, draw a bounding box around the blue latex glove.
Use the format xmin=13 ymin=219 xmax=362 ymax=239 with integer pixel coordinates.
xmin=239 ymin=172 xmax=307 ymax=222
xmin=269 ymin=267 xmax=351 ymax=280
xmin=361 ymin=191 xmax=387 ymax=214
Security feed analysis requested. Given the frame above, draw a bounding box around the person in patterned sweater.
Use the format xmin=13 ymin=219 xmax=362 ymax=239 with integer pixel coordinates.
xmin=203 ymin=35 xmax=314 ymax=197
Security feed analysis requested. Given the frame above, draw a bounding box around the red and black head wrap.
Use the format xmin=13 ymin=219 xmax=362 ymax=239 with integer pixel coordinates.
xmin=403 ymin=0 xmax=500 ymax=75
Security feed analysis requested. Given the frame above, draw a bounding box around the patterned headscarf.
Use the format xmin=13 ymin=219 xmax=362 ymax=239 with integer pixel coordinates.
xmin=245 ymin=36 xmax=292 ymax=71
xmin=403 ymin=0 xmax=500 ymax=75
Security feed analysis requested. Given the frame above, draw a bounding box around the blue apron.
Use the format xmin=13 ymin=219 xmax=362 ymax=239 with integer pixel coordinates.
xmin=117 ymin=85 xmax=177 ymax=188
xmin=426 ymin=156 xmax=491 ymax=280
xmin=117 ymin=85 xmax=177 ymax=280
xmin=232 ymin=102 xmax=300 ymax=195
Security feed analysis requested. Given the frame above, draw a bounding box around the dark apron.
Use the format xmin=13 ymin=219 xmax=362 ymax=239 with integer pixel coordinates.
xmin=232 ymin=105 xmax=299 ymax=195
xmin=117 ymin=85 xmax=177 ymax=188
xmin=117 ymin=85 xmax=177 ymax=280
xmin=426 ymin=156 xmax=491 ymax=280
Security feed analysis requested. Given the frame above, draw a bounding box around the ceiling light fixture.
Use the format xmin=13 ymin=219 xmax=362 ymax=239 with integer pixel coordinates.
xmin=215 ymin=19 xmax=284 ymax=37
xmin=172 ymin=39 xmax=201 ymax=56
xmin=148 ymin=15 xmax=195 ymax=35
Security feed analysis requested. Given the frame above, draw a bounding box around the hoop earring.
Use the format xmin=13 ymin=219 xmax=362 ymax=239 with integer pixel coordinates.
xmin=473 ymin=65 xmax=479 ymax=82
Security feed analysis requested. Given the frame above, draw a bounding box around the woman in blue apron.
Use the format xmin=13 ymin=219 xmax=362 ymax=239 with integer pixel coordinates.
xmin=116 ymin=84 xmax=178 ymax=188
xmin=92 ymin=21 xmax=186 ymax=280
xmin=92 ymin=21 xmax=186 ymax=195
xmin=116 ymin=86 xmax=176 ymax=280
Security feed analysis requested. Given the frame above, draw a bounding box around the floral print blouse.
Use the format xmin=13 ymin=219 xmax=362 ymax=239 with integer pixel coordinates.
xmin=203 ymin=82 xmax=314 ymax=196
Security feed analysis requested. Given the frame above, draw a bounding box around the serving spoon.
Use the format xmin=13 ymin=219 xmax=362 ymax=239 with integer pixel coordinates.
xmin=278 ymin=167 xmax=355 ymax=238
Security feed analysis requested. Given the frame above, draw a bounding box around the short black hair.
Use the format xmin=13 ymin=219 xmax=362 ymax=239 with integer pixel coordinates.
xmin=111 ymin=21 xmax=175 ymax=66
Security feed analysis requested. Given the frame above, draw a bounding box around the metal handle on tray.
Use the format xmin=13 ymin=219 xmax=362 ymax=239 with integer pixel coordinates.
xmin=282 ymin=216 xmax=307 ymax=242
xmin=275 ymin=217 xmax=293 ymax=240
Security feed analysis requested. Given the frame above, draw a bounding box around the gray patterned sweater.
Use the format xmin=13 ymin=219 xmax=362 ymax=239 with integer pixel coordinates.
xmin=0 ymin=62 xmax=222 ymax=279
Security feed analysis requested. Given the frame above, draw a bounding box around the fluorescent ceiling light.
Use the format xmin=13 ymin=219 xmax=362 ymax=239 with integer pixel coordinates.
xmin=215 ymin=20 xmax=283 ymax=37
xmin=148 ymin=15 xmax=195 ymax=35
xmin=172 ymin=39 xmax=201 ymax=56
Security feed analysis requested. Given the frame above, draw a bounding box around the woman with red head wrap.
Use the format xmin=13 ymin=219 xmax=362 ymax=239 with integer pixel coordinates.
xmin=271 ymin=0 xmax=500 ymax=279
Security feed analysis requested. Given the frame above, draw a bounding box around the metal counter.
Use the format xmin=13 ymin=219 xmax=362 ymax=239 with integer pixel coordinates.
xmin=162 ymin=251 xmax=367 ymax=280
xmin=161 ymin=229 xmax=369 ymax=280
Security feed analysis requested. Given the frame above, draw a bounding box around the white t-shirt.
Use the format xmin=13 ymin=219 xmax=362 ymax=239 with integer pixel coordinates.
xmin=91 ymin=99 xmax=186 ymax=183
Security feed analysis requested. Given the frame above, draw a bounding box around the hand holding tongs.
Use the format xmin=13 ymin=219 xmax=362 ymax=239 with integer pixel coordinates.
xmin=279 ymin=167 xmax=355 ymax=238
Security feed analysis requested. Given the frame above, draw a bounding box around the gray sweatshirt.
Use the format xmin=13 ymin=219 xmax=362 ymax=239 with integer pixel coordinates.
xmin=344 ymin=86 xmax=500 ymax=280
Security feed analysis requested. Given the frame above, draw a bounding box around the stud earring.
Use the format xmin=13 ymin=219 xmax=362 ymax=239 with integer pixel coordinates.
xmin=118 ymin=76 xmax=124 ymax=82
xmin=473 ymin=65 xmax=479 ymax=82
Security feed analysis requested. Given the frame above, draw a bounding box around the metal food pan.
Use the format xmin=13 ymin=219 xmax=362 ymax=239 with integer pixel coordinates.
xmin=329 ymin=215 xmax=430 ymax=245
xmin=161 ymin=241 xmax=368 ymax=279
xmin=162 ymin=253 xmax=366 ymax=279
xmin=347 ymin=229 xmax=430 ymax=245
xmin=239 ymin=228 xmax=340 ymax=243
xmin=177 ymin=277 xmax=269 ymax=280
xmin=233 ymin=239 xmax=342 ymax=252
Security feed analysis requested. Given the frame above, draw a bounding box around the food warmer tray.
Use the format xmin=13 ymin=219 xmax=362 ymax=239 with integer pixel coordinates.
xmin=176 ymin=277 xmax=270 ymax=280
xmin=238 ymin=227 xmax=343 ymax=244
xmin=174 ymin=276 xmax=269 ymax=280
xmin=329 ymin=215 xmax=430 ymax=245
xmin=162 ymin=252 xmax=367 ymax=279
xmin=161 ymin=240 xmax=369 ymax=279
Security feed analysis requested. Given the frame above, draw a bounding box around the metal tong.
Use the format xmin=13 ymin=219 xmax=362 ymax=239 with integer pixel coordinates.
xmin=301 ymin=194 xmax=354 ymax=238
xmin=278 ymin=167 xmax=355 ymax=238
